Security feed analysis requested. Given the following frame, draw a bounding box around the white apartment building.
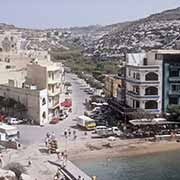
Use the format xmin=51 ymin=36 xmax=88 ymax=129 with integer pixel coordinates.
xmin=126 ymin=53 xmax=162 ymax=113
xmin=26 ymin=60 xmax=65 ymax=120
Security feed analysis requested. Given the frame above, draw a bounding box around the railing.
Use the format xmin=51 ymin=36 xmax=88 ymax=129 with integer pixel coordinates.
xmin=169 ymin=90 xmax=180 ymax=95
xmin=169 ymin=77 xmax=180 ymax=82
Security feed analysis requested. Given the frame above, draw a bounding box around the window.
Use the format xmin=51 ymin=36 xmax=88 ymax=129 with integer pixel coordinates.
xmin=145 ymin=72 xmax=158 ymax=81
xmin=143 ymin=58 xmax=148 ymax=65
xmin=133 ymin=100 xmax=140 ymax=108
xmin=42 ymin=112 xmax=46 ymax=119
xmin=145 ymin=101 xmax=158 ymax=109
xmin=128 ymin=70 xmax=131 ymax=77
xmin=145 ymin=87 xmax=158 ymax=95
xmin=169 ymin=97 xmax=178 ymax=105
xmin=136 ymin=101 xmax=140 ymax=108
xmin=170 ymin=70 xmax=179 ymax=77
xmin=172 ymin=85 xmax=180 ymax=92
xmin=155 ymin=54 xmax=163 ymax=60
xmin=42 ymin=98 xmax=46 ymax=105
xmin=133 ymin=72 xmax=136 ymax=79
xmin=136 ymin=73 xmax=140 ymax=80
xmin=133 ymin=86 xmax=140 ymax=95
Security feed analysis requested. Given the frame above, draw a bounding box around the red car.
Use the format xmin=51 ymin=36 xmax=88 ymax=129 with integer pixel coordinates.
xmin=50 ymin=118 xmax=59 ymax=124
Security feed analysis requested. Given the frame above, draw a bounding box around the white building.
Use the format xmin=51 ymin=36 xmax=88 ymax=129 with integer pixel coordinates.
xmin=0 ymin=123 xmax=19 ymax=141
xmin=126 ymin=53 xmax=162 ymax=113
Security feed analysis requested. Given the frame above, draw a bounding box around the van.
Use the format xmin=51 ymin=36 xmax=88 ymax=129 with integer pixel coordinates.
xmin=77 ymin=115 xmax=96 ymax=130
xmin=95 ymin=126 xmax=107 ymax=133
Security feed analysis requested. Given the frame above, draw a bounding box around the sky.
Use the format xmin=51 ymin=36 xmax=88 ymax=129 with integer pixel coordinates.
xmin=0 ymin=0 xmax=180 ymax=29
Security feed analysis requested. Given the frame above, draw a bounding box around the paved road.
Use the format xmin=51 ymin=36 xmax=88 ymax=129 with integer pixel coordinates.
xmin=17 ymin=73 xmax=89 ymax=145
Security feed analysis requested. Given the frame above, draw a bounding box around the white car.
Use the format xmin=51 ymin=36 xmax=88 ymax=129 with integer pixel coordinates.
xmin=8 ymin=118 xmax=23 ymax=125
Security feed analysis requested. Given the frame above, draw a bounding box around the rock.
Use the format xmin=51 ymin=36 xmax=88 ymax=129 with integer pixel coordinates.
xmin=21 ymin=174 xmax=33 ymax=180
xmin=0 ymin=168 xmax=16 ymax=180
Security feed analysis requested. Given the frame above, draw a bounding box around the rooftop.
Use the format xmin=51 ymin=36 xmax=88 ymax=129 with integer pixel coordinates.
xmin=0 ymin=123 xmax=17 ymax=131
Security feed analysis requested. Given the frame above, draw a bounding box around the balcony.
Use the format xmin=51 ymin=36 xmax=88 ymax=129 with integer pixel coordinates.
xmin=48 ymin=90 xmax=60 ymax=97
xmin=169 ymin=90 xmax=180 ymax=96
xmin=169 ymin=77 xmax=180 ymax=82
xmin=127 ymin=91 xmax=159 ymax=99
xmin=48 ymin=78 xmax=60 ymax=84
xmin=48 ymin=101 xmax=59 ymax=109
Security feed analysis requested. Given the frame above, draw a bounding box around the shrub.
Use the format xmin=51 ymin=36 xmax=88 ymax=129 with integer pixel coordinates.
xmin=5 ymin=162 xmax=26 ymax=180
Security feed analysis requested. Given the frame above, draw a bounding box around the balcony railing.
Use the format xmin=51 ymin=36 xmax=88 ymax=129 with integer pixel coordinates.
xmin=127 ymin=91 xmax=159 ymax=98
xmin=169 ymin=90 xmax=180 ymax=95
xmin=169 ymin=77 xmax=180 ymax=82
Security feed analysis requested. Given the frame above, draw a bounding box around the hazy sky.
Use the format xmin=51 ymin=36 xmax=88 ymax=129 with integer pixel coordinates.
xmin=0 ymin=0 xmax=180 ymax=29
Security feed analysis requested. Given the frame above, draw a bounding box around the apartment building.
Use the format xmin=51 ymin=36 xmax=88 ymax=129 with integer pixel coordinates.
xmin=125 ymin=50 xmax=180 ymax=113
xmin=126 ymin=53 xmax=162 ymax=113
xmin=26 ymin=60 xmax=65 ymax=120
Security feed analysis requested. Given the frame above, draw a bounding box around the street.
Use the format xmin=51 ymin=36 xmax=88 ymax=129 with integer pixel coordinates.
xmin=17 ymin=73 xmax=89 ymax=145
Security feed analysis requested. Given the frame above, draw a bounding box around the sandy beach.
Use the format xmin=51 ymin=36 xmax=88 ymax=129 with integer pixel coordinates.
xmin=61 ymin=138 xmax=180 ymax=161
xmin=2 ymin=137 xmax=180 ymax=179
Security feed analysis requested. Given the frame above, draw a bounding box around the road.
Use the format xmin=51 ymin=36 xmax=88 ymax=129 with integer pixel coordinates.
xmin=17 ymin=73 xmax=89 ymax=145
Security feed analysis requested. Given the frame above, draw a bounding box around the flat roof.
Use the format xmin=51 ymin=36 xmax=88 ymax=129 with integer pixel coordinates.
xmin=78 ymin=115 xmax=95 ymax=121
xmin=151 ymin=49 xmax=180 ymax=54
xmin=0 ymin=123 xmax=17 ymax=131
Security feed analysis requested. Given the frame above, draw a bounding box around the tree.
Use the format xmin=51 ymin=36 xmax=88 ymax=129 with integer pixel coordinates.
xmin=167 ymin=105 xmax=180 ymax=122
xmin=5 ymin=162 xmax=26 ymax=180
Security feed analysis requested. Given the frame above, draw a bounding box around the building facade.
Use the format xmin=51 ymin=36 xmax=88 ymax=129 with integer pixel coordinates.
xmin=0 ymin=85 xmax=48 ymax=125
xmin=126 ymin=53 xmax=162 ymax=113
xmin=104 ymin=75 xmax=122 ymax=98
xmin=26 ymin=60 xmax=65 ymax=120
xmin=125 ymin=50 xmax=180 ymax=114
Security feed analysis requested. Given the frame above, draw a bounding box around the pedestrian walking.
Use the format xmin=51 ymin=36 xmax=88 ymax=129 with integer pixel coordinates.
xmin=74 ymin=134 xmax=77 ymax=140
xmin=64 ymin=130 xmax=67 ymax=138
xmin=28 ymin=160 xmax=32 ymax=167
xmin=68 ymin=130 xmax=71 ymax=137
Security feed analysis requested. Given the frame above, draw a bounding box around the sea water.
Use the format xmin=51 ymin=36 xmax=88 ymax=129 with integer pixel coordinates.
xmin=73 ymin=150 xmax=180 ymax=180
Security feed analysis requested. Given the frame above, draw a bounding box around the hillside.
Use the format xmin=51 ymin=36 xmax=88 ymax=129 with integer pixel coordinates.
xmin=88 ymin=7 xmax=180 ymax=58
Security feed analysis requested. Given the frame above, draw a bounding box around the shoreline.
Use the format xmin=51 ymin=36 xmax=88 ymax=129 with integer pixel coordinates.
xmin=67 ymin=140 xmax=180 ymax=161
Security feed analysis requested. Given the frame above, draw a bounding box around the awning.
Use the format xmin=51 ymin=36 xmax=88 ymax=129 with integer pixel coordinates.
xmin=61 ymin=100 xmax=72 ymax=107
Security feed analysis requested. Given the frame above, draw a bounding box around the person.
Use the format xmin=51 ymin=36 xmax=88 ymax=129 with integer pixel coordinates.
xmin=68 ymin=128 xmax=71 ymax=137
xmin=45 ymin=137 xmax=49 ymax=147
xmin=28 ymin=160 xmax=32 ymax=167
xmin=73 ymin=130 xmax=76 ymax=136
xmin=77 ymin=175 xmax=81 ymax=180
xmin=57 ymin=150 xmax=61 ymax=160
xmin=64 ymin=131 xmax=67 ymax=138
xmin=64 ymin=150 xmax=68 ymax=162
xmin=74 ymin=134 xmax=77 ymax=140
xmin=52 ymin=132 xmax=56 ymax=140
xmin=46 ymin=132 xmax=50 ymax=138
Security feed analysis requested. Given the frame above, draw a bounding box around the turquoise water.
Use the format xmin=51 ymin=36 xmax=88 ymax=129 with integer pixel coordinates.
xmin=73 ymin=150 xmax=180 ymax=180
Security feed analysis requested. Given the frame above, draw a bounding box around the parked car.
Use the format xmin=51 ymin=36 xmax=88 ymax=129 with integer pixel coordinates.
xmin=95 ymin=126 xmax=107 ymax=133
xmin=8 ymin=117 xmax=23 ymax=125
xmin=50 ymin=118 xmax=59 ymax=124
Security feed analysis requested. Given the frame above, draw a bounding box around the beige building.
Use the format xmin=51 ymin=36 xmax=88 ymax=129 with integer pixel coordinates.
xmin=26 ymin=60 xmax=65 ymax=120
xmin=104 ymin=75 xmax=122 ymax=98
xmin=0 ymin=52 xmax=31 ymax=87
xmin=0 ymin=84 xmax=48 ymax=125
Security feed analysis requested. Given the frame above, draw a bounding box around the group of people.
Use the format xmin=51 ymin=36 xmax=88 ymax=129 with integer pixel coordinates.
xmin=64 ymin=128 xmax=77 ymax=140
xmin=57 ymin=150 xmax=68 ymax=167
xmin=45 ymin=132 xmax=56 ymax=146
